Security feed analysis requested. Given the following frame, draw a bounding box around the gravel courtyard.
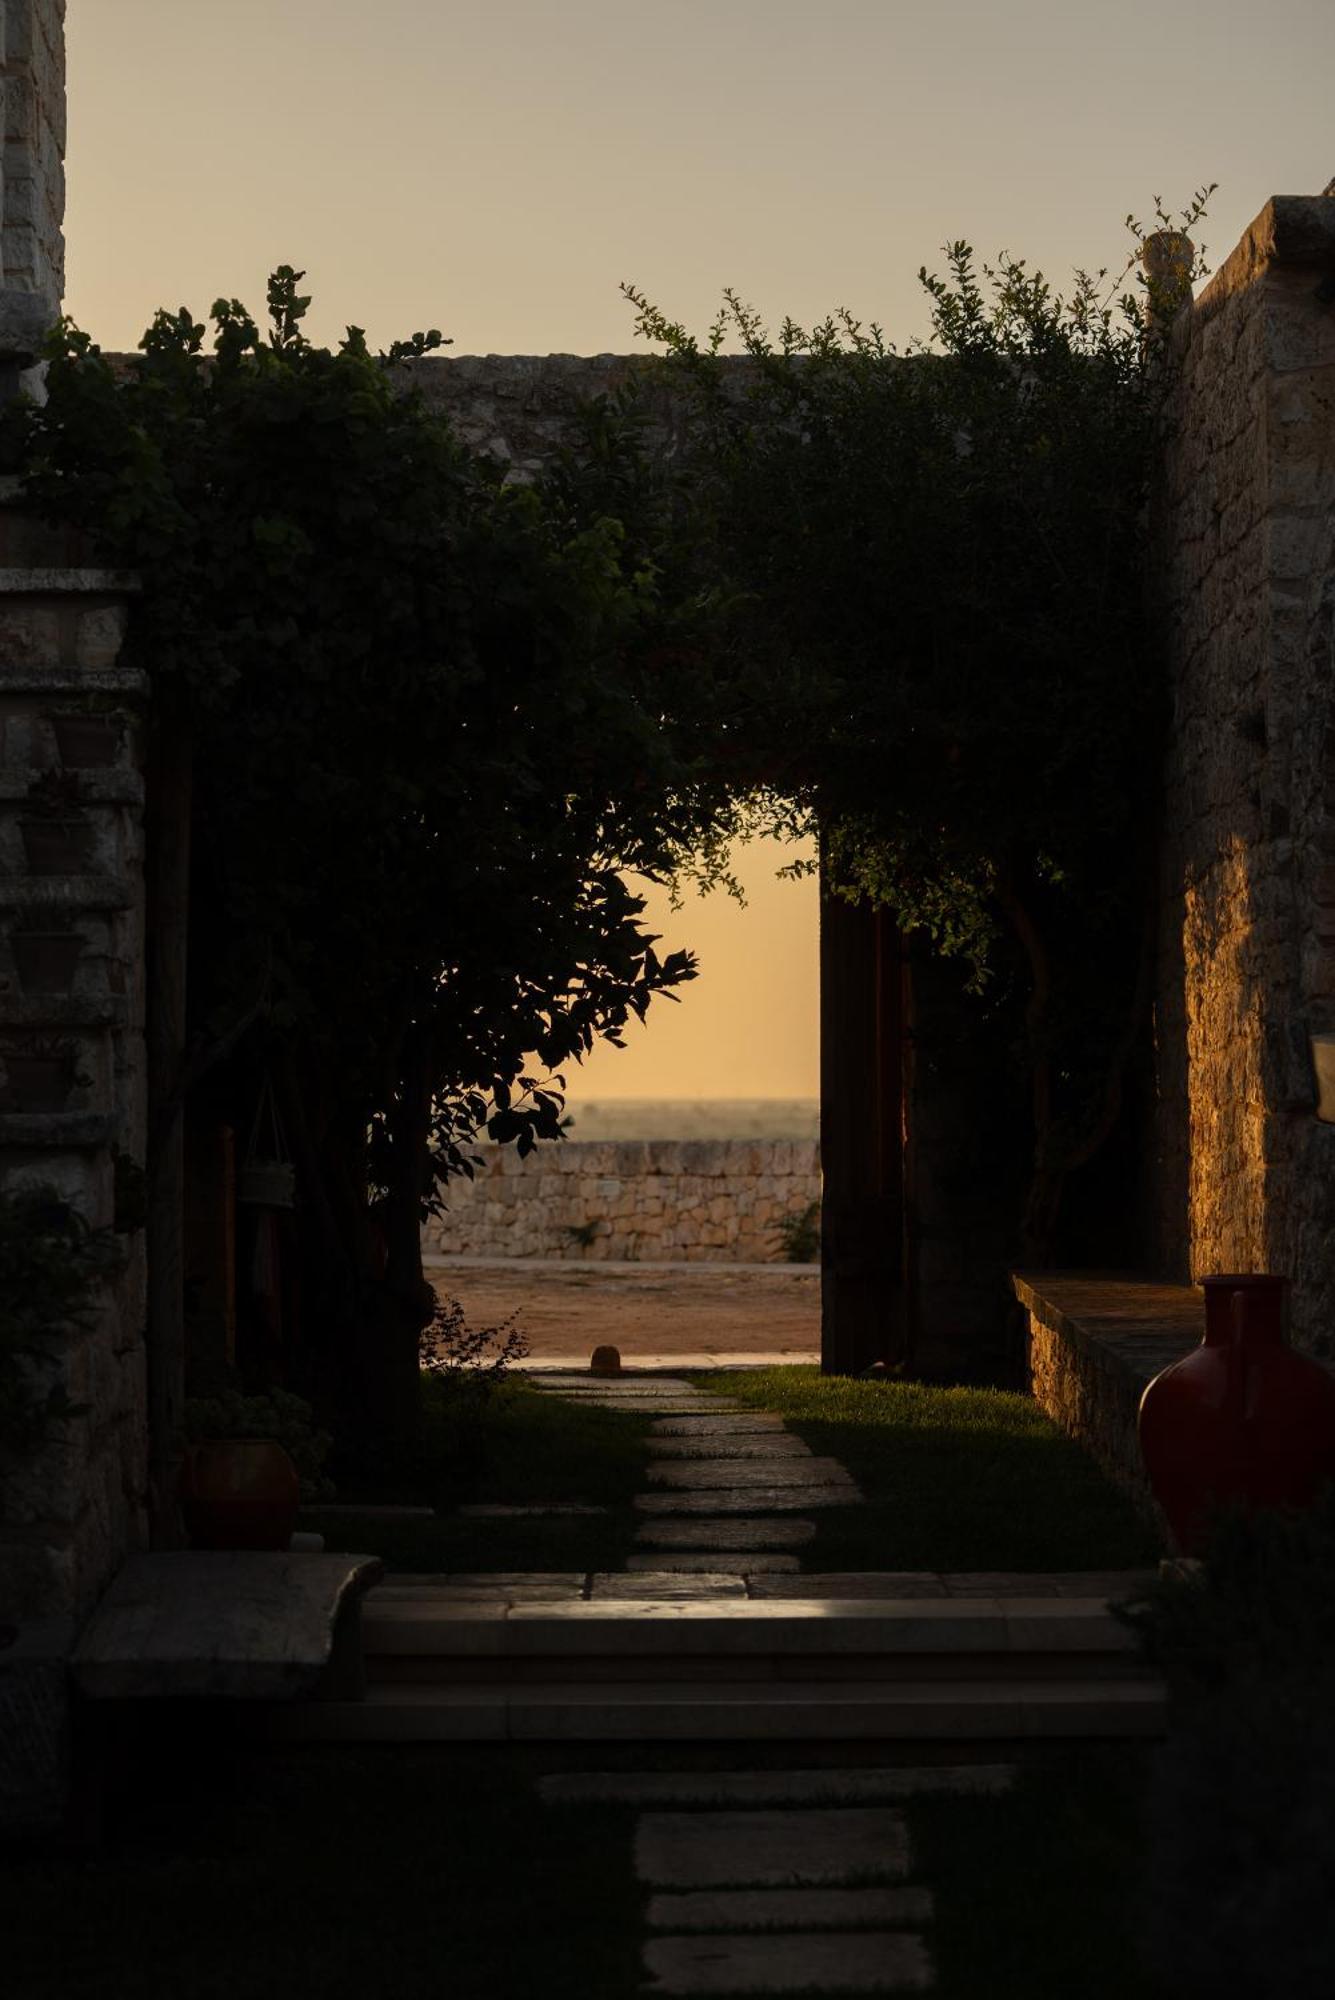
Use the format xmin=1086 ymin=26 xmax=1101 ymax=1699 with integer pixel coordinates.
xmin=427 ymin=1258 xmax=820 ymax=1367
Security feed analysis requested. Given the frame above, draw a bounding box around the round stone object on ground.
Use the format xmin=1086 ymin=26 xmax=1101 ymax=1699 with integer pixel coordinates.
xmin=590 ymin=1344 xmax=622 ymax=1376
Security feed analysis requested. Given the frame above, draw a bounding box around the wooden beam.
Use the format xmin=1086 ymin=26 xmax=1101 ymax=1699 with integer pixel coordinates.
xmin=819 ymin=887 xmax=907 ymax=1373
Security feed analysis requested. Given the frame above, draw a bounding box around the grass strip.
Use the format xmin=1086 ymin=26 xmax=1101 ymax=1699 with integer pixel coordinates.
xmin=310 ymin=1375 xmax=651 ymax=1573
xmin=690 ymin=1366 xmax=1161 ymax=1573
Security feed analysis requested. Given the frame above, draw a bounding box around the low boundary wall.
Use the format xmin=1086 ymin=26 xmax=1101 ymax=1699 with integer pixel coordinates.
xmin=424 ymin=1138 xmax=821 ymax=1264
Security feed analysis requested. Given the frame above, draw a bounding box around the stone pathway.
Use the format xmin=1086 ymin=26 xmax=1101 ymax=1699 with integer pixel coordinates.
xmin=540 ymin=1761 xmax=1011 ymax=1994
xmin=526 ymin=1371 xmax=862 ymax=1574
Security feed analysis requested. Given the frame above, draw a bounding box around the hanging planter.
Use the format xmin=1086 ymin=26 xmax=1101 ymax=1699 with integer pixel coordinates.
xmin=52 ymin=712 xmax=121 ymax=769
xmin=238 ymin=1075 xmax=297 ymax=1208
xmin=10 ymin=929 xmax=84 ymax=995
xmin=179 ymin=1438 xmax=301 ymax=1550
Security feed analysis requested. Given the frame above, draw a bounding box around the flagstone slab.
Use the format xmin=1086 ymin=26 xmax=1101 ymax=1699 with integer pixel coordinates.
xmin=636 ymin=1519 xmax=817 ymax=1550
xmin=646 ymin=1886 xmax=934 ymax=1933
xmin=379 ymin=1573 xmax=585 ymax=1600
xmin=636 ymin=1487 xmax=858 ymax=1515
xmin=748 ymin=1574 xmax=949 ymax=1600
xmin=647 ymin=1458 xmax=855 ymax=1490
xmin=650 ymin=1436 xmax=813 ymax=1461
xmin=541 ymin=1765 xmax=1015 ymax=1807
xmin=626 ymin=1552 xmax=803 ymax=1574
xmin=588 ymin=1572 xmax=750 ymax=1600
xmin=641 ymin=1930 xmax=933 ymax=1993
xmin=651 ymin=1414 xmax=790 ymax=1437
xmin=635 ymin=1806 xmax=912 ymax=1888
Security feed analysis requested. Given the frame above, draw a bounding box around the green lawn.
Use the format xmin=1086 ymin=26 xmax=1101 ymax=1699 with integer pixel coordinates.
xmin=689 ymin=1367 xmax=1162 ymax=1572
xmin=307 ymin=1374 xmax=653 ymax=1573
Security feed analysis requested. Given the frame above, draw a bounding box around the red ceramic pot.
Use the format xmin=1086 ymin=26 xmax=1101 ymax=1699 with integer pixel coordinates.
xmin=1138 ymin=1274 xmax=1335 ymax=1554
xmin=179 ymin=1439 xmax=300 ymax=1551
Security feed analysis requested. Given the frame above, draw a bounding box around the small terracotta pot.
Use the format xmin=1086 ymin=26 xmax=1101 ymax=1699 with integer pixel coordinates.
xmin=19 ymin=818 xmax=95 ymax=875
xmin=179 ymin=1439 xmax=301 ymax=1551
xmin=10 ymin=932 xmax=83 ymax=995
xmin=52 ymin=714 xmax=121 ymax=768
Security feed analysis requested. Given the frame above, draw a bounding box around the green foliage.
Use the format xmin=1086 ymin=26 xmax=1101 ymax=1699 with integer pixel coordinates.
xmin=1122 ymin=1498 xmax=1335 ymax=1999
xmin=183 ymin=1387 xmax=334 ymax=1502
xmin=623 ymin=193 xmax=1214 ymax=1253
xmin=774 ymin=1197 xmax=820 ymax=1263
xmin=3 ymin=269 xmax=756 ymax=1411
xmin=0 ymin=1188 xmax=116 ymax=1457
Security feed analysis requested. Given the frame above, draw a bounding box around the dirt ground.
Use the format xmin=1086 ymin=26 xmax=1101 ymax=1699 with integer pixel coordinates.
xmin=426 ymin=1258 xmax=820 ymax=1367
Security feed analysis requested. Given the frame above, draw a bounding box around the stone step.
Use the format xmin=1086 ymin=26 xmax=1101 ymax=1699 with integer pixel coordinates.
xmin=641 ymin=1929 xmax=933 ymax=1994
xmin=265 ymin=1676 xmax=1166 ymax=1742
xmin=360 ymin=1593 xmax=1145 ymax=1671
xmin=539 ymin=1764 xmax=1017 ymax=1807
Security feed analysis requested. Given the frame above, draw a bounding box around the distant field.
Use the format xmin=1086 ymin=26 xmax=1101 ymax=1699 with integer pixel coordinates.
xmin=560 ymin=1097 xmax=819 ymax=1141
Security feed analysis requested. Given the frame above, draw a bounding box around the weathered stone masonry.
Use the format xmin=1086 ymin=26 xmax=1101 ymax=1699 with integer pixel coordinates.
xmin=1152 ymin=196 xmax=1335 ymax=1353
xmin=425 ymin=1139 xmax=821 ymax=1265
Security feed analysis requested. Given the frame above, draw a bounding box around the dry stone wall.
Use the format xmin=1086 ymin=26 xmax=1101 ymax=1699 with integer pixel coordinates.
xmin=1154 ymin=195 xmax=1335 ymax=1353
xmin=424 ymin=1139 xmax=821 ymax=1264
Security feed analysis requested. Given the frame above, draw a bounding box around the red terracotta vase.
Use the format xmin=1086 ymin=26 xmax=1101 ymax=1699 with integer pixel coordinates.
xmin=1138 ymin=1274 xmax=1335 ymax=1554
xmin=179 ymin=1439 xmax=300 ymax=1551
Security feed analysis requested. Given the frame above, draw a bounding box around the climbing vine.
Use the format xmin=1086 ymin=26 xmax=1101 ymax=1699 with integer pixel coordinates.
xmin=620 ymin=193 xmax=1214 ymax=1253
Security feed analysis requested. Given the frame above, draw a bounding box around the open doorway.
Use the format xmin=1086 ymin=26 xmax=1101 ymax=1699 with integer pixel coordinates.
xmin=423 ymin=834 xmax=822 ymax=1368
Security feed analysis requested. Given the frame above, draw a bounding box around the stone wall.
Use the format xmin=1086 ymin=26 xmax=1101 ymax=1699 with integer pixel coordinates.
xmin=0 ymin=1 xmax=63 ymax=309
xmin=1153 ymin=195 xmax=1335 ymax=1352
xmin=424 ymin=1139 xmax=821 ymax=1264
xmin=0 ymin=536 xmax=148 ymax=1622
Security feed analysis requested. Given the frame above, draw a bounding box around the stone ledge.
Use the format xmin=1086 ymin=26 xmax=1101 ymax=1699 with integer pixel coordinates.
xmin=1010 ymin=1271 xmax=1201 ymax=1530
xmin=0 ymin=1109 xmax=117 ymax=1148
xmin=0 ymin=667 xmax=149 ymax=697
xmin=0 ymin=771 xmax=144 ymax=804
xmin=0 ymin=994 xmax=128 ymax=1029
xmin=0 ymin=568 xmax=140 ymax=595
xmin=1011 ymin=1271 xmax=1201 ymax=1389
xmin=0 ymin=874 xmax=133 ymax=911
xmin=72 ymin=1551 xmax=385 ymax=1702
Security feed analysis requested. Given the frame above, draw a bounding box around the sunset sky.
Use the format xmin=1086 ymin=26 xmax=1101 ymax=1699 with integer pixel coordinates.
xmin=63 ymin=2 xmax=1335 ymax=1099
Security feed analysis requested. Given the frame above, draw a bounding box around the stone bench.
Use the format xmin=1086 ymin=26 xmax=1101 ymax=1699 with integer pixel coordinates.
xmin=1010 ymin=1272 xmax=1205 ymax=1528
xmin=71 ymin=1551 xmax=383 ymax=1702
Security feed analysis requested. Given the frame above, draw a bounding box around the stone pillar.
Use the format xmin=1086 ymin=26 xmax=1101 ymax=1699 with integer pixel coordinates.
xmin=0 ymin=531 xmax=148 ymax=1625
xmin=1154 ymin=192 xmax=1335 ymax=1351
xmin=0 ymin=2 xmax=64 ymax=384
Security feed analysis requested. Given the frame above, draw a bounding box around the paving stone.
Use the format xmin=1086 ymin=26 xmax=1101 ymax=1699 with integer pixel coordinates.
xmin=626 ymin=1553 xmax=803 ymax=1574
xmin=541 ymin=1766 xmax=1015 ymax=1807
xmin=636 ymin=1487 xmax=858 ymax=1515
xmin=647 ymin=1458 xmax=856 ymax=1490
xmin=373 ymin=1574 xmax=585 ymax=1603
xmin=646 ymin=1886 xmax=934 ymax=1932
xmin=455 ymin=1504 xmax=608 ymax=1518
xmin=747 ymin=1574 xmax=948 ymax=1600
xmin=650 ymin=1436 xmax=813 ymax=1461
xmin=641 ymin=1929 xmax=933 ymax=1993
xmin=634 ymin=1806 xmax=911 ymax=1888
xmin=379 ymin=1573 xmax=585 ymax=1596
xmin=636 ymin=1519 xmax=817 ymax=1550
xmin=650 ymin=1413 xmax=790 ymax=1437
xmin=588 ymin=1572 xmax=749 ymax=1600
